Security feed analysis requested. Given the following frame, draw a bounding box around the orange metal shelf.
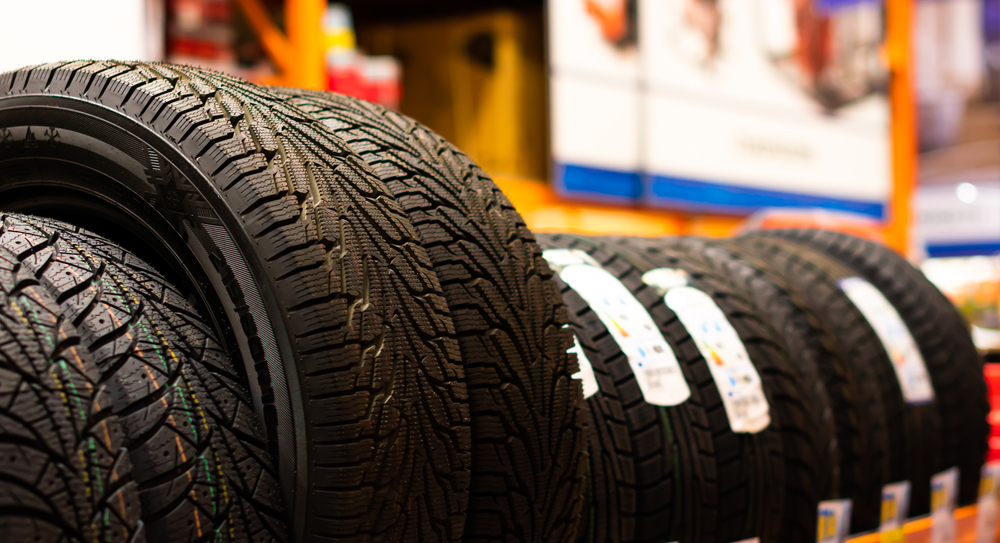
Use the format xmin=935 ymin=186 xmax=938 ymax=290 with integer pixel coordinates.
xmin=846 ymin=505 xmax=982 ymax=543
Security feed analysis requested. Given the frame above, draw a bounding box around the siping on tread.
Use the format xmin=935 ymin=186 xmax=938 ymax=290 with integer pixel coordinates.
xmin=555 ymin=272 xmax=719 ymax=543
xmin=0 ymin=61 xmax=471 ymax=543
xmin=555 ymin=277 xmax=631 ymax=543
xmin=739 ymin=235 xmax=938 ymax=529
xmin=538 ymin=234 xmax=730 ymax=543
xmin=0 ymin=237 xmax=144 ymax=543
xmin=759 ymin=228 xmax=988 ymax=507
xmin=269 ymin=88 xmax=586 ymax=543
xmin=607 ymin=236 xmax=822 ymax=543
xmin=0 ymin=213 xmax=284 ymax=543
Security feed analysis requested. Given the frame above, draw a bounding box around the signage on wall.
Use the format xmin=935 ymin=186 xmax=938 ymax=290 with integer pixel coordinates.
xmin=547 ymin=0 xmax=891 ymax=218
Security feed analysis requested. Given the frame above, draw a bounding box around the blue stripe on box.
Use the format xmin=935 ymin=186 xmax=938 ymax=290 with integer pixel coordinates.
xmin=926 ymin=242 xmax=1000 ymax=258
xmin=646 ymin=174 xmax=886 ymax=219
xmin=555 ymin=163 xmax=642 ymax=200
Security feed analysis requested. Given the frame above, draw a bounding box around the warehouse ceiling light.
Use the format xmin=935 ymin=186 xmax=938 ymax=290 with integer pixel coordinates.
xmin=957 ymin=182 xmax=979 ymax=203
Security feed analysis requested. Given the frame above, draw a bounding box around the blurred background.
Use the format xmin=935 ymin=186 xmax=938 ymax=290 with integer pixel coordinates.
xmin=1 ymin=0 xmax=998 ymax=343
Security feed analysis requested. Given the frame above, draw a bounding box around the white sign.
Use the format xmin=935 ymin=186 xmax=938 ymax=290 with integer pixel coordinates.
xmin=976 ymin=461 xmax=1000 ymax=543
xmin=644 ymin=269 xmax=770 ymax=433
xmin=839 ymin=277 xmax=935 ymax=404
xmin=816 ymin=500 xmax=852 ymax=543
xmin=547 ymin=0 xmax=890 ymax=216
xmin=880 ymin=481 xmax=912 ymax=543
xmin=568 ymin=333 xmax=599 ymax=399
xmin=543 ymin=249 xmax=691 ymax=406
xmin=930 ymin=467 xmax=959 ymax=543
xmin=917 ymin=182 xmax=1000 ymax=257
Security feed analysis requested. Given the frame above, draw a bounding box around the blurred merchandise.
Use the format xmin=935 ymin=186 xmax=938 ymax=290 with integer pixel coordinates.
xmin=323 ymin=4 xmax=400 ymax=109
xmin=358 ymin=9 xmax=548 ymax=180
xmin=167 ymin=0 xmax=275 ymax=81
xmin=915 ymin=0 xmax=985 ymax=151
xmin=921 ymin=255 xmax=1000 ymax=339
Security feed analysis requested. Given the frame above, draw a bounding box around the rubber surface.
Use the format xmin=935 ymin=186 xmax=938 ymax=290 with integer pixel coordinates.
xmin=758 ymin=228 xmax=989 ymax=507
xmin=739 ymin=235 xmax=939 ymax=528
xmin=0 ymin=61 xmax=471 ymax=543
xmin=1 ymin=213 xmax=287 ymax=543
xmin=608 ymin=235 xmax=822 ymax=543
xmin=272 ymin=88 xmax=586 ymax=543
xmin=0 ymin=237 xmax=144 ymax=543
xmin=678 ymin=238 xmax=853 ymax=516
xmin=553 ymin=270 xmax=717 ymax=543
xmin=555 ymin=277 xmax=629 ymax=543
xmin=542 ymin=233 xmax=770 ymax=542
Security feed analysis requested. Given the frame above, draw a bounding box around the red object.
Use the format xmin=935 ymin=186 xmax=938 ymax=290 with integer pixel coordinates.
xmin=326 ymin=54 xmax=401 ymax=109
xmin=985 ymin=364 xmax=1000 ymax=461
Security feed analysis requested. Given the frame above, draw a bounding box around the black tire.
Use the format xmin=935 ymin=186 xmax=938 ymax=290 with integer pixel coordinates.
xmin=554 ymin=274 xmax=717 ymax=543
xmin=270 ymin=88 xmax=586 ymax=543
xmin=542 ymin=233 xmax=785 ymax=543
xmin=757 ymin=228 xmax=989 ymax=506
xmin=556 ymin=277 xmax=631 ymax=543
xmin=607 ymin=236 xmax=821 ymax=543
xmin=0 ymin=239 xmax=144 ymax=543
xmin=738 ymin=235 xmax=941 ymax=526
xmin=1 ymin=213 xmax=286 ymax=543
xmin=678 ymin=237 xmax=865 ymax=525
xmin=0 ymin=61 xmax=471 ymax=543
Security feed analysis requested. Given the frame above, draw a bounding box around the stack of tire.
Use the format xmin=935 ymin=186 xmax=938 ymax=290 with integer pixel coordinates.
xmin=0 ymin=60 xmax=988 ymax=543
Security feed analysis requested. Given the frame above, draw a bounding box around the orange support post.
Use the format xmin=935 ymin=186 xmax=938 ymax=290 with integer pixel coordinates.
xmin=884 ymin=0 xmax=917 ymax=256
xmin=232 ymin=0 xmax=326 ymax=90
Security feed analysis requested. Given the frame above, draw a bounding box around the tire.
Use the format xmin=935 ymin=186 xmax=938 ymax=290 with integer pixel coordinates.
xmin=739 ymin=235 xmax=941 ymax=527
xmin=542 ymin=233 xmax=784 ymax=543
xmin=1 ymin=213 xmax=286 ymax=543
xmin=678 ymin=237 xmax=862 ymax=526
xmin=0 ymin=61 xmax=471 ymax=543
xmin=554 ymin=275 xmax=716 ymax=543
xmin=556 ymin=277 xmax=631 ymax=543
xmin=608 ymin=236 xmax=821 ymax=543
xmin=0 ymin=239 xmax=144 ymax=543
xmin=757 ymin=228 xmax=989 ymax=506
xmin=269 ymin=88 xmax=586 ymax=543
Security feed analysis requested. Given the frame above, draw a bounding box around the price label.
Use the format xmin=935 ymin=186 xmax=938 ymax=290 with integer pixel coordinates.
xmin=544 ymin=249 xmax=691 ymax=406
xmin=567 ymin=333 xmax=599 ymax=399
xmin=816 ymin=499 xmax=852 ymax=543
xmin=880 ymin=481 xmax=912 ymax=543
xmin=930 ymin=467 xmax=959 ymax=543
xmin=976 ymin=461 xmax=1000 ymax=543
xmin=644 ymin=268 xmax=770 ymax=433
xmin=839 ymin=278 xmax=934 ymax=404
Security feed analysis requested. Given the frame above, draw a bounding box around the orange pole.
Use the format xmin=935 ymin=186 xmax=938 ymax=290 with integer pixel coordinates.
xmin=233 ymin=0 xmax=326 ymax=89
xmin=232 ymin=0 xmax=294 ymax=73
xmin=285 ymin=0 xmax=326 ymax=90
xmin=884 ymin=0 xmax=917 ymax=256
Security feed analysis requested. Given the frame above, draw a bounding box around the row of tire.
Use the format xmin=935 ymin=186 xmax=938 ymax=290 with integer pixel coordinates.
xmin=0 ymin=60 xmax=987 ymax=543
xmin=538 ymin=231 xmax=988 ymax=543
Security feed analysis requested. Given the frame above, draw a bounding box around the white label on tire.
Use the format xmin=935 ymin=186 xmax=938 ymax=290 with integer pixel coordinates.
xmin=544 ymin=249 xmax=691 ymax=406
xmin=653 ymin=276 xmax=770 ymax=433
xmin=568 ymin=334 xmax=599 ymax=399
xmin=839 ymin=277 xmax=935 ymax=405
